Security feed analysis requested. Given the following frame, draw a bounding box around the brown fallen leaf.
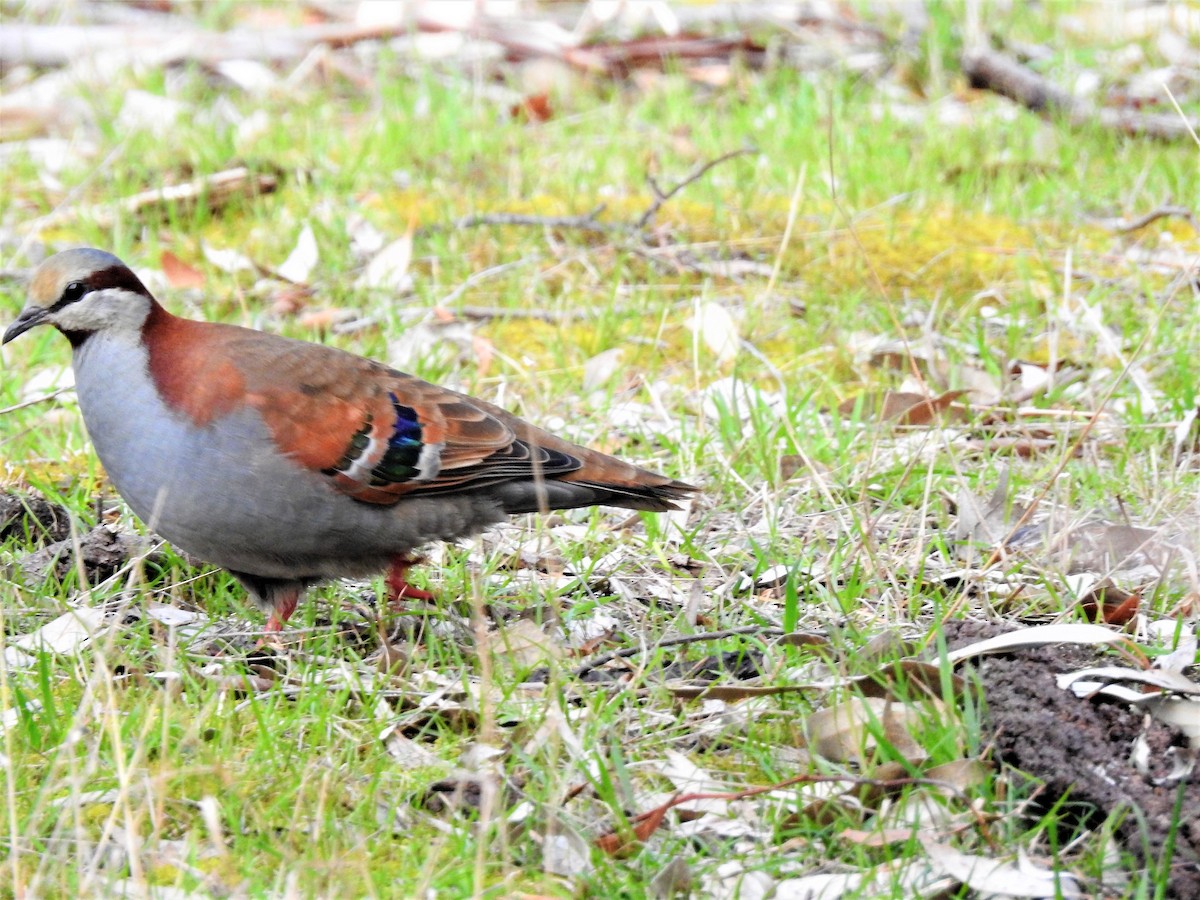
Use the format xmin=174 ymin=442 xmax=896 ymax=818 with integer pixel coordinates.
xmin=839 ymin=827 xmax=915 ymax=847
xmin=510 ymin=93 xmax=553 ymax=122
xmin=779 ymin=453 xmax=804 ymax=481
xmin=1078 ymin=579 xmax=1141 ymax=627
xmin=472 ymin=334 xmax=495 ymax=377
xmin=297 ymin=308 xmax=359 ymax=332
xmin=160 ymin=250 xmax=206 ymax=289
xmin=838 ymin=389 xmax=967 ymax=425
xmin=594 ymin=802 xmax=671 ymax=857
xmin=269 ymin=283 xmax=314 ymax=316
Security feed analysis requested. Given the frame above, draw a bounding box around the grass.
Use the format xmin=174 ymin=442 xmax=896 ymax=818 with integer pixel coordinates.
xmin=1 ymin=2 xmax=1198 ymax=897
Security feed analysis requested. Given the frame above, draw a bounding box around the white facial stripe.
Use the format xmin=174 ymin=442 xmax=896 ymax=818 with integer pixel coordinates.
xmin=49 ymin=287 xmax=151 ymax=334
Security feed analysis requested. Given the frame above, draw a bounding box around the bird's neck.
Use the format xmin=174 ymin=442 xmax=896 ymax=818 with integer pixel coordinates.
xmin=140 ymin=307 xmax=247 ymax=426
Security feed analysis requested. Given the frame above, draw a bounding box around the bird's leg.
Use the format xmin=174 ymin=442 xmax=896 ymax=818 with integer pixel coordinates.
xmin=385 ymin=554 xmax=435 ymax=606
xmin=264 ymin=586 xmax=301 ymax=634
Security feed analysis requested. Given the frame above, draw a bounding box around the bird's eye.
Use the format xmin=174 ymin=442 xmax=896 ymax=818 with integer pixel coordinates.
xmin=60 ymin=281 xmax=88 ymax=304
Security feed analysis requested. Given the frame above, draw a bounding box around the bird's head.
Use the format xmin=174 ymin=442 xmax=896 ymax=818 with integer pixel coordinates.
xmin=4 ymin=248 xmax=156 ymax=347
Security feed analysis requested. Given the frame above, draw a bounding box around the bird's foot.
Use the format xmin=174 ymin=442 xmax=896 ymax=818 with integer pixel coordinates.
xmin=385 ymin=554 xmax=436 ymax=606
xmin=254 ymin=589 xmax=300 ymax=647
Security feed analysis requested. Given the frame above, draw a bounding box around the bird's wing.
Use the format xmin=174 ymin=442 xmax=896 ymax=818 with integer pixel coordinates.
xmin=231 ymin=334 xmax=586 ymax=504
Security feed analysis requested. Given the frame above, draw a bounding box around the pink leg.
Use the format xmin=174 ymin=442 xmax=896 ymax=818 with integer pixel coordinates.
xmin=385 ymin=554 xmax=435 ymax=606
xmin=264 ymin=588 xmax=300 ymax=634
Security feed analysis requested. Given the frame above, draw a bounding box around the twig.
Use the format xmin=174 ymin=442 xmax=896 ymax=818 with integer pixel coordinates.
xmin=0 ymin=388 xmax=71 ymax=417
xmin=450 ymin=205 xmax=613 ymax=234
xmin=454 ymin=305 xmax=599 ymax=323
xmin=635 ymin=147 xmax=756 ymax=230
xmin=594 ymin=772 xmax=981 ymax=855
xmin=431 ymin=148 xmax=754 ymax=245
xmin=962 ymin=48 xmax=1199 ymax=142
xmin=573 ymin=624 xmax=783 ymax=678
xmin=23 ymin=167 xmax=279 ymax=234
xmin=1094 ymin=205 xmax=1199 ymax=235
xmin=434 ymin=258 xmax=536 ymax=307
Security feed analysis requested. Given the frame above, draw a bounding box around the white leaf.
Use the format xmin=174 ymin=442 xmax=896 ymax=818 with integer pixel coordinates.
xmin=1148 ymin=620 xmax=1198 ymax=673
xmin=773 ymin=872 xmax=864 ymax=899
xmin=202 ymin=242 xmax=256 ymax=274
xmin=13 ymin=607 xmax=106 ymax=655
xmin=947 ymin=624 xmax=1125 ymax=665
xmin=357 ymin=234 xmax=414 ymax=292
xmin=542 ymin=830 xmax=593 ymax=877
xmin=0 ymin=700 xmax=41 ymax=732
xmin=582 ymin=347 xmax=625 ymax=391
xmin=346 ymin=213 xmax=386 ymax=256
xmin=1058 ymin=666 xmax=1200 ymax=696
xmin=692 ymin=300 xmax=739 ymax=363
xmin=215 ymin=59 xmax=279 ymax=93
xmin=378 ymin=724 xmax=445 ymax=770
xmin=116 ymin=90 xmax=185 ymax=137
xmin=144 ymin=604 xmax=204 ymax=627
xmin=1144 ymin=698 xmax=1200 ymax=748
xmin=276 ymin=223 xmax=319 ymax=284
xmin=922 ymin=837 xmax=1083 ymax=898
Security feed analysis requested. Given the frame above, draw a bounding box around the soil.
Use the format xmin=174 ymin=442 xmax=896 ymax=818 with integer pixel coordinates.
xmin=0 ymin=490 xmax=70 ymax=544
xmin=945 ymin=620 xmax=1199 ymax=899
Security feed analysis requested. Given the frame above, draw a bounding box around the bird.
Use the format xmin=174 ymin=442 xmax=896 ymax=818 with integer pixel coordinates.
xmin=4 ymin=248 xmax=696 ymax=633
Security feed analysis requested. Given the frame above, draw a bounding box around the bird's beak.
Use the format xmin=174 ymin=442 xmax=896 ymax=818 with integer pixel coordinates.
xmin=3 ymin=306 xmax=49 ymax=344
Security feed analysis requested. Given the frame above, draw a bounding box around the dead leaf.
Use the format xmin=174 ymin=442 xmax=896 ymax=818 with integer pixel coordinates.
xmin=472 ymin=334 xmax=494 ymax=377
xmin=510 ymin=93 xmax=553 ymax=122
xmin=802 ymin=696 xmax=928 ymax=765
xmin=297 ymin=308 xmax=359 ymax=332
xmin=947 ymin=623 xmax=1128 ymax=664
xmin=269 ymin=283 xmax=314 ymax=316
xmin=921 ymin=837 xmax=1083 ymax=898
xmin=582 ymin=347 xmax=626 ymax=391
xmin=202 ymin=242 xmax=257 ymax=274
xmin=953 ymin=468 xmax=1032 ymax=563
xmin=494 ymin=619 xmax=562 ymax=670
xmin=779 ymin=454 xmax=804 ymax=481
xmin=276 ymin=223 xmax=319 ymax=284
xmin=1058 ymin=667 xmax=1200 ymax=697
xmin=925 ymin=758 xmax=992 ymax=792
xmin=1077 ymin=578 xmax=1141 ymax=626
xmin=691 ymin=300 xmax=739 ymax=364
xmin=379 ymin=725 xmax=444 ymax=770
xmin=838 ymin=390 xmax=967 ymax=425
xmin=541 ymin=827 xmax=593 ymax=877
xmin=839 ymin=827 xmax=913 ymax=847
xmin=160 ymin=250 xmax=205 ymax=289
xmin=594 ymin=803 xmax=671 ymax=857
xmin=12 ymin=607 xmax=106 ymax=656
xmin=357 ymin=232 xmax=414 ymax=292
xmin=685 ymin=63 xmax=733 ymax=88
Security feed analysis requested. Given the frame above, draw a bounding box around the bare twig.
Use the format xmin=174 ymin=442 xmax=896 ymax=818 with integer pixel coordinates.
xmin=437 ymin=148 xmax=754 ymax=244
xmin=635 ymin=147 xmax=756 ymax=230
xmin=23 ymin=167 xmax=279 ymax=234
xmin=594 ymin=771 xmax=981 ymax=855
xmin=0 ymin=389 xmax=71 ymax=417
xmin=962 ymin=48 xmax=1199 ymax=142
xmin=573 ymin=624 xmax=783 ymax=678
xmin=434 ymin=258 xmax=536 ymax=307
xmin=450 ymin=205 xmax=612 ymax=234
xmin=455 ymin=306 xmax=599 ymax=323
xmin=1094 ymin=205 xmax=1199 ymax=235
